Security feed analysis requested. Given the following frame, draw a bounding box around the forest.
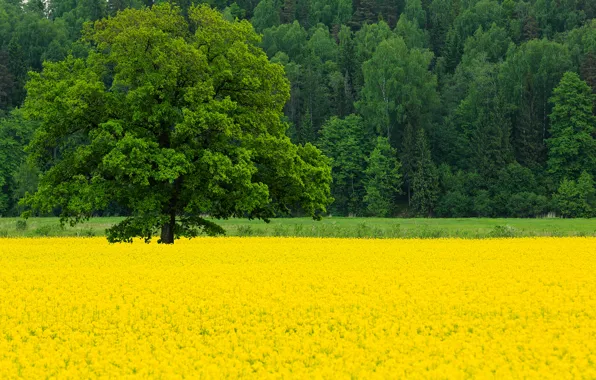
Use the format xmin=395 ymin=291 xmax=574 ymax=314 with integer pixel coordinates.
xmin=1 ymin=0 xmax=595 ymax=219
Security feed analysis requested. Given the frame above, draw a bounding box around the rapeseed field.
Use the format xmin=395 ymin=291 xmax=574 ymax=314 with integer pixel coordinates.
xmin=1 ymin=237 xmax=595 ymax=378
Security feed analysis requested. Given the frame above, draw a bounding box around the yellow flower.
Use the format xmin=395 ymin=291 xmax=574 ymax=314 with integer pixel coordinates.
xmin=0 ymin=237 xmax=595 ymax=377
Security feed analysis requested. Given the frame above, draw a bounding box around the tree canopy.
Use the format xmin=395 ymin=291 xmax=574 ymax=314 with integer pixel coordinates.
xmin=21 ymin=4 xmax=332 ymax=243
xmin=1 ymin=0 xmax=595 ymax=221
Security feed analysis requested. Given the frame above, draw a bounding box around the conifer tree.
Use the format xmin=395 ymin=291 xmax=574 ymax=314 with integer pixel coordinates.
xmin=547 ymin=72 xmax=596 ymax=184
xmin=411 ymin=128 xmax=439 ymax=216
xmin=280 ymin=0 xmax=295 ymax=24
xmin=351 ymin=0 xmax=377 ymax=29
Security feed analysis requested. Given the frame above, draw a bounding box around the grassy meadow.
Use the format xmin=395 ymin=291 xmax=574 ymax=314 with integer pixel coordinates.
xmin=1 ymin=216 xmax=596 ymax=239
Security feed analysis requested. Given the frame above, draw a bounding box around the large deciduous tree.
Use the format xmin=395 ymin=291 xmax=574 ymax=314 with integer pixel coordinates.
xmin=318 ymin=115 xmax=369 ymax=216
xmin=364 ymin=136 xmax=402 ymax=217
xmin=22 ymin=4 xmax=332 ymax=244
xmin=251 ymin=0 xmax=280 ymax=32
xmin=553 ymin=171 xmax=595 ymax=218
xmin=357 ymin=36 xmax=437 ymax=145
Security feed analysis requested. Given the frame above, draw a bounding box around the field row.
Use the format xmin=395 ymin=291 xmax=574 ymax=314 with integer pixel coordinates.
xmin=1 ymin=237 xmax=595 ymax=377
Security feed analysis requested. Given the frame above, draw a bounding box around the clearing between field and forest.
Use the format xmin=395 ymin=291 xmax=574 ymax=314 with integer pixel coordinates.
xmin=1 ymin=217 xmax=595 ymax=239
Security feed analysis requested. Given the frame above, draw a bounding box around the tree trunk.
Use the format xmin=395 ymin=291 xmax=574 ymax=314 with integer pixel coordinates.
xmin=160 ymin=212 xmax=175 ymax=244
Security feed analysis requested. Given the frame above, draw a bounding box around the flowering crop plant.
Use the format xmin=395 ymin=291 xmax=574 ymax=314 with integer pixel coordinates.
xmin=1 ymin=237 xmax=595 ymax=378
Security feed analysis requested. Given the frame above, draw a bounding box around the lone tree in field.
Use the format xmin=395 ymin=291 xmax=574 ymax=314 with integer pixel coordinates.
xmin=22 ymin=4 xmax=332 ymax=244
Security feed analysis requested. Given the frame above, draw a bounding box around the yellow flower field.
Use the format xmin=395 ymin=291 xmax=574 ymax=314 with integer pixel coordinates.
xmin=1 ymin=237 xmax=595 ymax=378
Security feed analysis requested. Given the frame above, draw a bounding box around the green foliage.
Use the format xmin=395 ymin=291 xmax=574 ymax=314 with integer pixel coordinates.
xmin=262 ymin=22 xmax=342 ymax=138
xmin=309 ymin=0 xmax=352 ymax=27
xmin=489 ymin=224 xmax=517 ymax=238
xmin=357 ymin=36 xmax=438 ymax=143
xmin=3 ymin=215 xmax=596 ymax=238
xmin=499 ymin=39 xmax=572 ymax=168
xmin=435 ymin=165 xmax=486 ymax=217
xmin=403 ymin=0 xmax=425 ymax=29
xmin=15 ymin=219 xmax=27 ymax=231
xmin=22 ymin=4 xmax=332 ymax=244
xmin=428 ymin=0 xmax=455 ymax=58
xmin=1 ymin=0 xmax=595 ymax=222
xmin=252 ymin=0 xmax=280 ymax=32
xmin=506 ymin=192 xmax=549 ymax=218
xmin=411 ymin=129 xmax=439 ymax=216
xmin=473 ymin=190 xmax=493 ymax=217
xmin=351 ymin=0 xmax=377 ymax=28
xmin=0 ymin=112 xmax=36 ymax=216
xmin=439 ymin=51 xmax=513 ymax=174
xmin=547 ymin=72 xmax=596 ymax=184
xmin=488 ymin=163 xmax=547 ymax=217
xmin=436 ymin=191 xmax=471 ymax=218
xmin=553 ymin=171 xmax=595 ymax=218
xmin=318 ymin=115 xmax=368 ymax=215
xmin=363 ymin=137 xmax=402 ymax=217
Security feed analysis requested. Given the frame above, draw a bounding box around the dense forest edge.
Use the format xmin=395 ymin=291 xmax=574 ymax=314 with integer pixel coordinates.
xmin=1 ymin=0 xmax=596 ymax=221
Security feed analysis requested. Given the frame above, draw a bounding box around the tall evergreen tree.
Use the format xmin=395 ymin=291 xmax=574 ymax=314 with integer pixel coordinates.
xmin=411 ymin=128 xmax=439 ymax=216
xmin=499 ymin=39 xmax=571 ymax=168
xmin=108 ymin=0 xmax=126 ymax=16
xmin=0 ymin=52 xmax=14 ymax=110
xmin=547 ymin=72 xmax=596 ymax=184
xmin=6 ymin=41 xmax=27 ymax=108
xmin=377 ymin=0 xmax=401 ymax=28
xmin=448 ymin=58 xmax=513 ymax=175
xmin=401 ymin=122 xmax=417 ymax=204
xmin=351 ymin=0 xmax=377 ymax=29
xmin=295 ymin=0 xmax=310 ymax=27
xmin=338 ymin=25 xmax=357 ymax=115
xmin=580 ymin=51 xmax=596 ymax=107
xmin=428 ymin=0 xmax=455 ymax=58
xmin=280 ymin=0 xmax=296 ymax=23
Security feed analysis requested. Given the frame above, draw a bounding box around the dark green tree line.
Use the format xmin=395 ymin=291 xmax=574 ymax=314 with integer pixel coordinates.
xmin=1 ymin=0 xmax=595 ymax=219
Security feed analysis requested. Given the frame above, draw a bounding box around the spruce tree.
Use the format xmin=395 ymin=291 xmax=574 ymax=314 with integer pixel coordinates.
xmin=580 ymin=51 xmax=596 ymax=110
xmin=7 ymin=41 xmax=26 ymax=108
xmin=280 ymin=0 xmax=296 ymax=23
xmin=411 ymin=128 xmax=439 ymax=216
xmin=547 ymin=72 xmax=596 ymax=184
xmin=0 ymin=52 xmax=14 ymax=110
xmin=351 ymin=0 xmax=377 ymax=29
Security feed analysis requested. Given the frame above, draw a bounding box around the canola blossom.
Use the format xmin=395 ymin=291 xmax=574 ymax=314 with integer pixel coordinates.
xmin=1 ymin=237 xmax=595 ymax=378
